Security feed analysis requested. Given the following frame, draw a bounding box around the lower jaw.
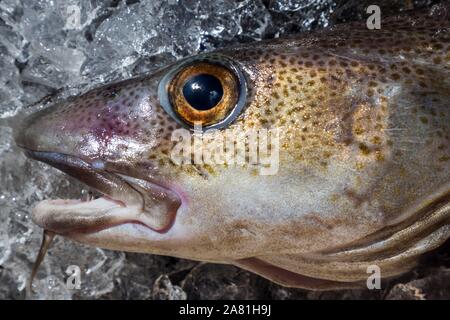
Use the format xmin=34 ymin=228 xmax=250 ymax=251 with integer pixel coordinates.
xmin=32 ymin=196 xmax=136 ymax=234
xmin=65 ymin=221 xmax=177 ymax=255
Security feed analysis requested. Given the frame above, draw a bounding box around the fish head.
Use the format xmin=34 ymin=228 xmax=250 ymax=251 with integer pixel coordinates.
xmin=17 ymin=48 xmax=366 ymax=260
xmin=15 ymin=9 xmax=450 ymax=287
xmin=15 ymin=52 xmax=293 ymax=261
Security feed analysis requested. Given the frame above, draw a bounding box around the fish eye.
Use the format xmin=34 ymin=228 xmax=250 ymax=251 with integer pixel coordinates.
xmin=158 ymin=55 xmax=247 ymax=130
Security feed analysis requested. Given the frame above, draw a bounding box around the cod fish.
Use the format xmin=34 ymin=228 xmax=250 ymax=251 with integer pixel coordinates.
xmin=15 ymin=5 xmax=449 ymax=290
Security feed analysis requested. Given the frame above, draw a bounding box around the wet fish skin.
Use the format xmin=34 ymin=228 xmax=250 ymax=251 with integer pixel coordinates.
xmin=15 ymin=5 xmax=450 ymax=289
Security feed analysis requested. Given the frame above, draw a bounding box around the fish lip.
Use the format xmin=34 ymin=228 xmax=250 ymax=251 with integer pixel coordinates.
xmin=65 ymin=220 xmax=172 ymax=237
xmin=22 ymin=148 xmax=134 ymax=205
xmin=21 ymin=148 xmax=180 ymax=235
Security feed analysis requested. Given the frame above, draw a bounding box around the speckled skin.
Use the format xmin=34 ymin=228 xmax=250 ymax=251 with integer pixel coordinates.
xmin=15 ymin=5 xmax=450 ymax=289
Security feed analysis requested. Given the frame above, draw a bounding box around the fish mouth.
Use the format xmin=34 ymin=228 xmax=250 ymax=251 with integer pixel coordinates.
xmin=23 ymin=149 xmax=181 ymax=235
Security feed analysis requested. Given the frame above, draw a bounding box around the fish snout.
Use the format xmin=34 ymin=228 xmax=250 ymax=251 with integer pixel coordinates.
xmin=15 ymin=105 xmax=78 ymax=155
xmin=15 ymin=76 xmax=168 ymax=162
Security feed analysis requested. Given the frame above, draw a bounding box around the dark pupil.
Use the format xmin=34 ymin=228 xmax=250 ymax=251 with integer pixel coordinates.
xmin=182 ymin=74 xmax=223 ymax=111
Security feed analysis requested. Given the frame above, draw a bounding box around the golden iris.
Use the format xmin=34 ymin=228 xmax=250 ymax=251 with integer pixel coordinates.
xmin=168 ymin=62 xmax=239 ymax=126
